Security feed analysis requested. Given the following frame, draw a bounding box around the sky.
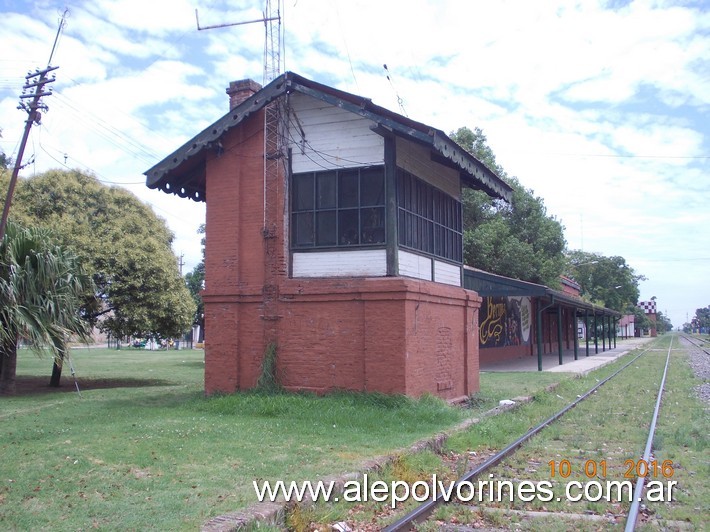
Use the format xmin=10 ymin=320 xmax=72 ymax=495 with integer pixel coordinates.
xmin=0 ymin=0 xmax=708 ymax=329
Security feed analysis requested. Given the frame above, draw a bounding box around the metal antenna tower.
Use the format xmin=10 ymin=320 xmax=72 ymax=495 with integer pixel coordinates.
xmin=195 ymin=1 xmax=285 ymax=340
xmin=195 ymin=0 xmax=283 ymax=85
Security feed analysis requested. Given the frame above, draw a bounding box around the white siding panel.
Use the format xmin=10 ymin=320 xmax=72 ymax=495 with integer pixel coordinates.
xmin=434 ymin=260 xmax=462 ymax=286
xmin=396 ymin=137 xmax=460 ymax=199
xmin=398 ymin=250 xmax=432 ymax=281
xmin=289 ymin=93 xmax=384 ymax=173
xmin=293 ymin=250 xmax=387 ymax=277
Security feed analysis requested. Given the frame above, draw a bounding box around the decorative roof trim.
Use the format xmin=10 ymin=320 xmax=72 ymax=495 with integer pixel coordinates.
xmin=145 ymin=72 xmax=513 ymax=203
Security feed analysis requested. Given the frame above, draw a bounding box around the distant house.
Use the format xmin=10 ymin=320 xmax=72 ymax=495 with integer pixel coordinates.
xmin=618 ymin=314 xmax=635 ymax=339
xmin=145 ymin=72 xmax=511 ymax=400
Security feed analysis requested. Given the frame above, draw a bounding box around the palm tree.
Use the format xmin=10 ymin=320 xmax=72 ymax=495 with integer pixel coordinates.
xmin=0 ymin=221 xmax=94 ymax=395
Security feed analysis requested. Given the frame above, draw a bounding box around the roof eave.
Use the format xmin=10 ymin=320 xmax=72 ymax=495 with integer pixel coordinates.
xmin=145 ymin=72 xmax=513 ymax=203
xmin=144 ymin=74 xmax=292 ymax=199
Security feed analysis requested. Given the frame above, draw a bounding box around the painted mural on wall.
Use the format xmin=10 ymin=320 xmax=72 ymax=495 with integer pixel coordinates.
xmin=479 ymin=296 xmax=532 ymax=348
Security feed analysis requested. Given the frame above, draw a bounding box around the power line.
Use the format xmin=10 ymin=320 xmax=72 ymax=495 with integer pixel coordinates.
xmin=0 ymin=9 xmax=67 ymax=240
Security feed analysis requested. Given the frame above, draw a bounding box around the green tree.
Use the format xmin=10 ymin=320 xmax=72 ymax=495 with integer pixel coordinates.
xmin=1 ymin=169 xmax=195 ymax=343
xmin=0 ymin=151 xmax=9 ymax=171
xmin=565 ymin=250 xmax=644 ymax=313
xmin=451 ymin=127 xmax=566 ymax=286
xmin=0 ymin=128 xmax=11 ymax=170
xmin=0 ymin=221 xmax=94 ymax=394
xmin=691 ymin=306 xmax=710 ymax=334
xmin=655 ymin=310 xmax=672 ymax=334
xmin=184 ymin=224 xmax=205 ymax=342
xmin=632 ymin=306 xmax=652 ymax=335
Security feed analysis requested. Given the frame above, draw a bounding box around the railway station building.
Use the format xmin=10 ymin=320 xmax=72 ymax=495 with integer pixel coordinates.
xmin=146 ymin=72 xmax=512 ymax=401
xmin=145 ymin=72 xmax=619 ymax=399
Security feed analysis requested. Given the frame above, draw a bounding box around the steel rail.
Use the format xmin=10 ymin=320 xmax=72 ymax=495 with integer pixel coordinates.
xmin=383 ymin=344 xmax=655 ymax=531
xmin=624 ymin=336 xmax=673 ymax=530
xmin=679 ymin=333 xmax=710 ymax=356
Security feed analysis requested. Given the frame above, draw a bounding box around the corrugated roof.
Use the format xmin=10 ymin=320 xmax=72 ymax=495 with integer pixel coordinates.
xmin=144 ymin=72 xmax=513 ymax=203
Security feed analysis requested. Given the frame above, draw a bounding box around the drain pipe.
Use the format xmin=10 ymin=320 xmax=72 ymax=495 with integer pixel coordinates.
xmin=536 ymin=296 xmax=555 ymax=371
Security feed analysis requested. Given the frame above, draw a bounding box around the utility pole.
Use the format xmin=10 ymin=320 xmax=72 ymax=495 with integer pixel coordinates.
xmin=0 ymin=67 xmax=58 ymax=241
xmin=0 ymin=9 xmax=67 ymax=242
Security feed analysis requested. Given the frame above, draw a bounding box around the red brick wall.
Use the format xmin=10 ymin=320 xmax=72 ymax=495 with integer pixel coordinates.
xmin=201 ymin=115 xmax=482 ymax=400
xmin=203 ymin=276 xmax=481 ymax=399
xmin=204 ymin=111 xmax=267 ymax=294
xmin=479 ymin=344 xmax=532 ymax=364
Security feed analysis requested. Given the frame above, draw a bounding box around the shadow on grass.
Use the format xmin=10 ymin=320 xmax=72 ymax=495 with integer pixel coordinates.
xmin=10 ymin=375 xmax=175 ymax=396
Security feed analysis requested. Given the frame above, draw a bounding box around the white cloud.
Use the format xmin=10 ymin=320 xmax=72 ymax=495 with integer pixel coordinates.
xmin=0 ymin=0 xmax=708 ymax=328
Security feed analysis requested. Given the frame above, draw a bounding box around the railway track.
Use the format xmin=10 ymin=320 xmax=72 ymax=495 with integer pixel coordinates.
xmin=384 ymin=336 xmax=678 ymax=531
xmin=679 ymin=332 xmax=710 ymax=355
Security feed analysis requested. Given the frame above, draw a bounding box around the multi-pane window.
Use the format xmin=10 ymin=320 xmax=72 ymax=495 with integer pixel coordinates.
xmin=291 ymin=166 xmax=385 ymax=248
xmin=397 ymin=169 xmax=462 ymax=262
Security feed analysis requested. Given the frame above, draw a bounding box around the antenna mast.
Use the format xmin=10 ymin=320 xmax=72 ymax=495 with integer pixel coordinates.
xmin=194 ymin=1 xmax=285 ymax=343
xmin=195 ymin=0 xmax=283 ymax=85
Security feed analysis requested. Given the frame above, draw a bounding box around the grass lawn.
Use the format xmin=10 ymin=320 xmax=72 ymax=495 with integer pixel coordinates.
xmin=1 ymin=346 xmax=569 ymax=530
xmin=288 ymin=335 xmax=708 ymax=531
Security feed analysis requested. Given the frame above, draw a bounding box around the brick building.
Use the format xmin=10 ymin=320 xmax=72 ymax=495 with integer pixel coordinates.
xmin=637 ymin=300 xmax=658 ymax=337
xmin=146 ymin=72 xmax=511 ymax=400
xmin=464 ymin=268 xmax=621 ymax=370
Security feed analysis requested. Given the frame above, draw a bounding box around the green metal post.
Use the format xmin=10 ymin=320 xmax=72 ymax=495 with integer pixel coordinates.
xmin=573 ymin=307 xmax=579 ymax=360
xmin=557 ymin=305 xmax=563 ymax=365
xmin=536 ymin=297 xmax=554 ymax=371
xmin=585 ymin=308 xmax=590 ymax=356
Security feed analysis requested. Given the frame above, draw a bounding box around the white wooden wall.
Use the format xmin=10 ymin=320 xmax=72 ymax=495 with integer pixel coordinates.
xmin=434 ymin=260 xmax=462 ymax=286
xmin=292 ymin=250 xmax=387 ymax=277
xmin=288 ymin=93 xmax=384 ymax=173
xmin=398 ymin=250 xmax=432 ymax=281
xmin=398 ymin=250 xmax=461 ymax=286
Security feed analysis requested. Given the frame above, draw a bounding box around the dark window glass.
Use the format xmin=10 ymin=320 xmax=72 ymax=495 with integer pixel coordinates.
xmin=293 ymin=212 xmax=314 ymax=246
xmin=316 ymin=172 xmax=336 ymax=209
xmin=361 ymin=168 xmax=384 ymax=206
xmin=291 ymin=166 xmax=385 ymax=249
xmin=338 ymin=210 xmax=359 ymax=245
xmin=338 ymin=171 xmax=359 ymax=208
xmin=361 ymin=207 xmax=385 ymax=244
xmin=316 ymin=211 xmax=336 ymax=245
xmin=396 ymin=168 xmax=463 ymax=263
xmin=293 ymin=174 xmax=314 ymax=211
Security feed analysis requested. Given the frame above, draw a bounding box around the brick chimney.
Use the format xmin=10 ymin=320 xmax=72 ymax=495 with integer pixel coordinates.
xmin=226 ymin=79 xmax=262 ymax=110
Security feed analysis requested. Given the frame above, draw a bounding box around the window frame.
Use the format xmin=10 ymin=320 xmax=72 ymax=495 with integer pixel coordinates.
xmin=290 ymin=165 xmax=386 ymax=250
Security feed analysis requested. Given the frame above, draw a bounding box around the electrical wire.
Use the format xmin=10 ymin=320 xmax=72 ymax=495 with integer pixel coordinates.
xmin=50 ymin=91 xmax=159 ymax=165
xmin=285 ymin=106 xmax=383 ymax=169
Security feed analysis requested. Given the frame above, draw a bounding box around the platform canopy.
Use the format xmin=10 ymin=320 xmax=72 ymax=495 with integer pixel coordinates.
xmin=463 ymin=267 xmax=621 ymax=318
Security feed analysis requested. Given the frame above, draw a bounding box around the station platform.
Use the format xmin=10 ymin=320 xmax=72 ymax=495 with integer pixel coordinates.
xmin=480 ymin=337 xmax=655 ymax=375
